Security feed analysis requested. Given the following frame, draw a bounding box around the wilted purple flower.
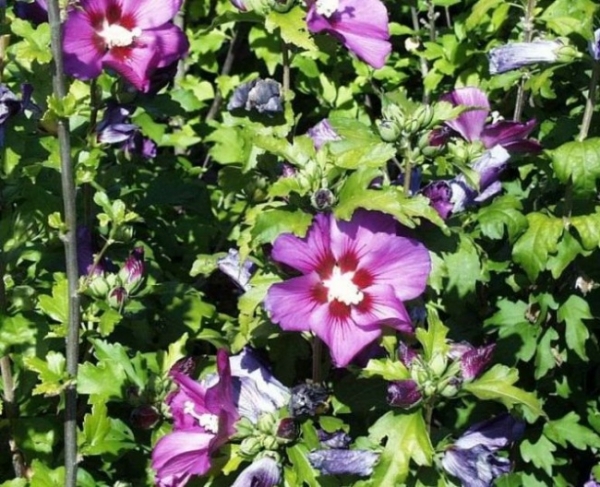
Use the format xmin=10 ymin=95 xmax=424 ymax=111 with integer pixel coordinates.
xmin=230 ymin=0 xmax=248 ymax=10
xmin=130 ymin=405 xmax=160 ymax=429
xmin=398 ymin=342 xmax=419 ymax=366
xmin=97 ymin=104 xmax=157 ymax=159
xmin=448 ymin=342 xmax=495 ymax=380
xmin=306 ymin=0 xmax=391 ymax=69
xmin=307 ymin=119 xmax=341 ymax=150
xmin=170 ymin=356 xmax=197 ymax=376
xmin=488 ymin=40 xmax=563 ymax=75
xmin=217 ymin=249 xmax=254 ymax=292
xmin=228 ymin=78 xmax=283 ymax=115
xmin=15 ymin=0 xmax=48 ymax=25
xmin=229 ymin=348 xmax=290 ymax=423
xmin=289 ymin=383 xmax=329 ymax=418
xmin=437 ymin=87 xmax=540 ymax=153
xmin=423 ymin=145 xmax=511 ymax=219
xmin=589 ymin=29 xmax=600 ymax=61
xmin=62 ymin=0 xmax=189 ymax=92
xmin=76 ymin=226 xmax=103 ymax=277
xmin=119 ymin=247 xmax=145 ymax=293
xmin=442 ymin=414 xmax=525 ymax=487
xmin=317 ymin=429 xmax=352 ymax=449
xmin=264 ymin=210 xmax=431 ymax=367
xmin=276 ymin=418 xmax=299 ymax=441
xmin=308 ymin=449 xmax=380 ymax=476
xmin=232 ymin=457 xmax=281 ymax=487
xmin=387 ymin=380 xmax=422 ymax=408
xmin=0 ymin=85 xmax=24 ymax=147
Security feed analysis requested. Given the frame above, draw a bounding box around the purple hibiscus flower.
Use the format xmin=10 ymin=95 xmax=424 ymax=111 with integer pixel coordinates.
xmin=15 ymin=0 xmax=48 ymax=25
xmin=307 ymin=119 xmax=341 ymax=150
xmin=152 ymin=348 xmax=289 ymax=487
xmin=434 ymin=87 xmax=541 ymax=153
xmin=97 ymin=104 xmax=157 ymax=158
xmin=442 ymin=414 xmax=525 ymax=487
xmin=488 ymin=40 xmax=563 ymax=75
xmin=306 ymin=0 xmax=392 ymax=69
xmin=264 ymin=210 xmax=431 ymax=368
xmin=62 ymin=0 xmax=189 ymax=92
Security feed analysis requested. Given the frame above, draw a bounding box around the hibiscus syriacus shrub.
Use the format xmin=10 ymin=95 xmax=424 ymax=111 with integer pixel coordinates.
xmin=3 ymin=0 xmax=600 ymax=485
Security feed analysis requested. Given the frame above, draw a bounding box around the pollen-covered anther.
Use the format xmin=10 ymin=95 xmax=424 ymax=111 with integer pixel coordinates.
xmin=323 ymin=267 xmax=364 ymax=306
xmin=101 ymin=23 xmax=142 ymax=48
xmin=183 ymin=401 xmax=219 ymax=434
xmin=315 ymin=0 xmax=340 ymax=17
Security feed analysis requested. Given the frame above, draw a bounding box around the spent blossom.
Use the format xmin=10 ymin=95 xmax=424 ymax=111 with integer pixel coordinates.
xmin=589 ymin=29 xmax=600 ymax=61
xmin=217 ymin=248 xmax=254 ymax=291
xmin=448 ymin=342 xmax=495 ymax=380
xmin=15 ymin=0 xmax=48 ymax=25
xmin=97 ymin=104 xmax=157 ymax=159
xmin=264 ymin=210 xmax=431 ymax=367
xmin=442 ymin=414 xmax=525 ymax=487
xmin=307 ymin=119 xmax=341 ymax=150
xmin=227 ymin=78 xmax=283 ymax=115
xmin=62 ymin=0 xmax=189 ymax=92
xmin=306 ymin=0 xmax=392 ymax=69
xmin=488 ymin=40 xmax=563 ymax=75
xmin=308 ymin=449 xmax=380 ymax=476
xmin=232 ymin=456 xmax=281 ymax=487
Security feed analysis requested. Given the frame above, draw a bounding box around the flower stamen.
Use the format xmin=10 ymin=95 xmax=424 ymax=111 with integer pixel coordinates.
xmin=183 ymin=401 xmax=219 ymax=433
xmin=322 ymin=266 xmax=364 ymax=306
xmin=100 ymin=23 xmax=142 ymax=49
xmin=315 ymin=0 xmax=340 ymax=17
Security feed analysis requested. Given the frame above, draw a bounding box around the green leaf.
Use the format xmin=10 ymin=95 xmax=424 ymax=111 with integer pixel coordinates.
xmin=98 ymin=308 xmax=122 ymax=337
xmin=38 ymin=274 xmax=69 ymax=327
xmin=80 ymin=401 xmax=135 ymax=456
xmin=512 ymin=213 xmax=563 ymax=281
xmin=287 ymin=444 xmax=320 ymax=487
xmin=571 ymin=211 xmax=600 ymax=249
xmin=443 ymin=234 xmax=481 ymax=297
xmin=520 ymin=435 xmax=557 ymax=477
xmin=251 ymin=209 xmax=313 ymax=245
xmin=544 ymin=412 xmax=600 ymax=450
xmin=463 ymin=364 xmax=544 ymax=419
xmin=557 ymin=295 xmax=592 ymax=360
xmin=534 ymin=328 xmax=560 ymax=379
xmin=361 ymin=358 xmax=410 ymax=381
xmin=416 ymin=306 xmax=449 ymax=371
xmin=551 ymin=138 xmax=600 ymax=196
xmin=23 ymin=352 xmax=70 ymax=396
xmin=540 ymin=0 xmax=597 ymax=37
xmin=0 ymin=314 xmax=37 ymax=355
xmin=369 ymin=411 xmax=433 ymax=485
xmin=335 ymin=167 xmax=446 ymax=228
xmin=265 ymin=6 xmax=317 ymax=51
xmin=476 ymin=195 xmax=527 ymax=241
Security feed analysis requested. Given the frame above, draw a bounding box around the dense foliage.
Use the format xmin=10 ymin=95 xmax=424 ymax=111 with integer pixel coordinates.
xmin=2 ymin=0 xmax=600 ymax=485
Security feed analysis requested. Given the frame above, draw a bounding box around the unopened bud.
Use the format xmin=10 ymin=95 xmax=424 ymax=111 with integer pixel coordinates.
xmin=257 ymin=413 xmax=277 ymax=435
xmin=378 ymin=119 xmax=401 ymax=142
xmin=119 ymin=247 xmax=145 ymax=293
xmin=387 ymin=380 xmax=422 ymax=409
xmin=276 ymin=418 xmax=299 ymax=443
xmin=108 ymin=287 xmax=127 ymax=308
xmin=240 ymin=437 xmax=263 ymax=457
xmin=311 ymin=189 xmax=336 ymax=211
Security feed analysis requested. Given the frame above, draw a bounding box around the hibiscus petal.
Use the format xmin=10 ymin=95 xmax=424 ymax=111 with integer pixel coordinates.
xmin=63 ymin=10 xmax=104 ymax=80
xmin=151 ymin=430 xmax=213 ymax=480
xmin=311 ymin=304 xmax=382 ymax=367
xmin=356 ymin=234 xmax=431 ymax=302
xmin=232 ymin=457 xmax=281 ymax=487
xmin=442 ymin=87 xmax=490 ymax=142
xmin=351 ymin=284 xmax=413 ymax=333
xmin=102 ymin=43 xmax=160 ymax=92
xmin=271 ymin=214 xmax=333 ymax=274
xmin=480 ymin=119 xmax=539 ymax=151
xmin=139 ymin=24 xmax=189 ymax=69
xmin=264 ymin=273 xmax=323 ymax=332
xmin=120 ymin=0 xmax=183 ymax=29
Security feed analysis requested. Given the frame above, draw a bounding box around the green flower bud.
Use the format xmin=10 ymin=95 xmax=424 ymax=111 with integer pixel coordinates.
xmin=270 ymin=0 xmax=295 ymax=12
xmin=86 ymin=274 xmax=110 ymax=298
xmin=439 ymin=378 xmax=462 ymax=398
xmin=414 ymin=105 xmax=435 ymax=130
xmin=240 ymin=437 xmax=263 ymax=457
xmin=257 ymin=412 xmax=278 ymax=435
xmin=262 ymin=435 xmax=279 ymax=451
xmin=311 ymin=188 xmax=336 ymax=211
xmin=378 ymin=119 xmax=401 ymax=142
xmin=381 ymin=103 xmax=404 ymax=125
xmin=235 ymin=417 xmax=256 ymax=439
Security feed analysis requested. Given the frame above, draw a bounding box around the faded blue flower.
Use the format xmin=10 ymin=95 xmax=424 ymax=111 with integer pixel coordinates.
xmin=232 ymin=456 xmax=281 ymax=487
xmin=308 ymin=449 xmax=379 ymax=476
xmin=589 ymin=29 xmax=600 ymax=61
xmin=217 ymin=249 xmax=254 ymax=291
xmin=289 ymin=383 xmax=329 ymax=418
xmin=317 ymin=430 xmax=352 ymax=449
xmin=97 ymin=103 xmax=156 ymax=159
xmin=442 ymin=414 xmax=525 ymax=487
xmin=488 ymin=40 xmax=562 ymax=74
xmin=228 ymin=78 xmax=283 ymax=115
xmin=307 ymin=119 xmax=341 ymax=150
xmin=387 ymin=379 xmax=422 ymax=409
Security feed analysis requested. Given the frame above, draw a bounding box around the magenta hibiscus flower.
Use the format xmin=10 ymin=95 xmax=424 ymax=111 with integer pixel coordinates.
xmin=264 ymin=210 xmax=431 ymax=367
xmin=62 ymin=0 xmax=189 ymax=92
xmin=306 ymin=0 xmax=392 ymax=69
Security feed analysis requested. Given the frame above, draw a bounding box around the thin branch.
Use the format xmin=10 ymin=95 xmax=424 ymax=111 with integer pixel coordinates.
xmin=513 ymin=0 xmax=536 ymax=121
xmin=281 ymin=40 xmax=291 ymax=97
xmin=46 ymin=2 xmax=81 ymax=487
xmin=410 ymin=5 xmax=430 ymax=104
xmin=578 ymin=62 xmax=600 ymax=141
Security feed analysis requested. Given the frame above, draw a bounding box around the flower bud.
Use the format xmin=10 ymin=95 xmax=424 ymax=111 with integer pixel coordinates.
xmin=130 ymin=405 xmax=160 ymax=429
xmin=108 ymin=286 xmax=127 ymax=308
xmin=311 ymin=189 xmax=336 ymax=211
xmin=240 ymin=437 xmax=263 ymax=457
xmin=378 ymin=119 xmax=401 ymax=142
xmin=387 ymin=380 xmax=422 ymax=408
xmin=262 ymin=435 xmax=279 ymax=451
xmin=257 ymin=413 xmax=277 ymax=435
xmin=118 ymin=247 xmax=145 ymax=293
xmin=439 ymin=377 xmax=462 ymax=398
xmin=276 ymin=418 xmax=299 ymax=443
xmin=381 ymin=103 xmax=404 ymax=126
xmin=86 ymin=274 xmax=110 ymax=298
xmin=169 ymin=356 xmax=197 ymax=377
